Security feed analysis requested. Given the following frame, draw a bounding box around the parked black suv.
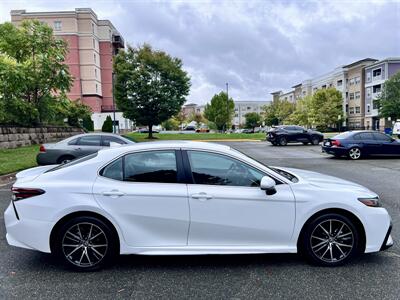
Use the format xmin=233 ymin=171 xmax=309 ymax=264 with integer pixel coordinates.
xmin=267 ymin=125 xmax=324 ymax=146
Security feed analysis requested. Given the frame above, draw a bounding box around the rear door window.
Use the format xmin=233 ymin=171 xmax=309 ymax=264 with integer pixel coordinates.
xmin=77 ymin=135 xmax=101 ymax=146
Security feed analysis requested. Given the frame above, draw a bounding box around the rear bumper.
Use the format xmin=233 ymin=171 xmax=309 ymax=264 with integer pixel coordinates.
xmin=4 ymin=203 xmax=52 ymax=253
xmin=321 ymin=146 xmax=348 ymax=156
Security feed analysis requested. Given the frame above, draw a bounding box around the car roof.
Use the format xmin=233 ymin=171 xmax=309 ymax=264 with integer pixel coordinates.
xmin=59 ymin=132 xmax=128 ymax=143
xmin=96 ymin=140 xmax=231 ymax=157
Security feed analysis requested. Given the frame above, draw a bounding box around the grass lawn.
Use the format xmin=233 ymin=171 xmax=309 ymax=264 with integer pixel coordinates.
xmin=125 ymin=132 xmax=266 ymax=142
xmin=0 ymin=145 xmax=39 ymax=176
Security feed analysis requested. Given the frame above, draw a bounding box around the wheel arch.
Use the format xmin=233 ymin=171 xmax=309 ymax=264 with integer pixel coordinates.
xmin=49 ymin=210 xmax=120 ymax=254
xmin=296 ymin=208 xmax=366 ymax=254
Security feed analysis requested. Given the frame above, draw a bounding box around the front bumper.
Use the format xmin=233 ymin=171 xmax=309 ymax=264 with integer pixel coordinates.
xmin=380 ymin=225 xmax=393 ymax=251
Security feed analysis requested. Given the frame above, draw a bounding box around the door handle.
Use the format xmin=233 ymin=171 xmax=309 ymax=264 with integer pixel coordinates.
xmin=191 ymin=192 xmax=212 ymax=200
xmin=74 ymin=147 xmax=82 ymax=150
xmin=102 ymin=190 xmax=125 ymax=197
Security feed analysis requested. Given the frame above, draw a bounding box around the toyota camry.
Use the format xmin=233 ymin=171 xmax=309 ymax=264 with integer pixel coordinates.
xmin=4 ymin=141 xmax=393 ymax=271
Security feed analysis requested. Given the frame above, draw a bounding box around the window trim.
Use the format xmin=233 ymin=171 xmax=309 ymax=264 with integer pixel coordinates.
xmin=181 ymin=149 xmax=285 ymax=187
xmin=99 ymin=149 xmax=186 ymax=184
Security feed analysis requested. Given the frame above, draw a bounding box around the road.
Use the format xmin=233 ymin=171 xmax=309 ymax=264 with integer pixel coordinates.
xmin=0 ymin=142 xmax=399 ymax=299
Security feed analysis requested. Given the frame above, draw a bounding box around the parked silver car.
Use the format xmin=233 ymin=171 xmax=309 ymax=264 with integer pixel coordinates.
xmin=36 ymin=133 xmax=135 ymax=165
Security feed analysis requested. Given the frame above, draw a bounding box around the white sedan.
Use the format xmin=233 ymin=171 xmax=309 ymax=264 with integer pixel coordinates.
xmin=5 ymin=141 xmax=393 ymax=271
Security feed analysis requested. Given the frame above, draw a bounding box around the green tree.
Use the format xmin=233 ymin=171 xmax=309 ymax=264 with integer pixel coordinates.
xmin=83 ymin=116 xmax=94 ymax=132
xmin=114 ymin=44 xmax=191 ymax=138
xmin=203 ymin=92 xmax=234 ymax=131
xmin=263 ymin=100 xmax=294 ymax=126
xmin=0 ymin=21 xmax=72 ymax=125
xmin=309 ymin=88 xmax=343 ymax=130
xmin=287 ymin=95 xmax=312 ymax=126
xmin=377 ymin=71 xmax=400 ymax=121
xmin=161 ymin=117 xmax=180 ymax=130
xmin=102 ymin=115 xmax=113 ymax=133
xmin=189 ymin=112 xmax=204 ymax=128
xmin=244 ymin=112 xmax=261 ymax=131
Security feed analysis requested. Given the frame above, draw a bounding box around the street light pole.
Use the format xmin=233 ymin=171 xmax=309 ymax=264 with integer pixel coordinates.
xmin=112 ymin=72 xmax=116 ymax=133
xmin=226 ymin=82 xmax=229 ymax=132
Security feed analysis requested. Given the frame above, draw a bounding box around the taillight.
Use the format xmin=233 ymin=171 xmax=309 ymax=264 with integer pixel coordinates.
xmin=331 ymin=140 xmax=341 ymax=147
xmin=11 ymin=187 xmax=45 ymax=201
xmin=39 ymin=145 xmax=46 ymax=152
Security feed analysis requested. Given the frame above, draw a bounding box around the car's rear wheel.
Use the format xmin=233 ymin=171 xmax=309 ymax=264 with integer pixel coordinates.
xmin=278 ymin=136 xmax=287 ymax=146
xmin=348 ymin=147 xmax=362 ymax=160
xmin=53 ymin=216 xmax=118 ymax=271
xmin=57 ymin=155 xmax=75 ymax=164
xmin=300 ymin=213 xmax=360 ymax=266
xmin=311 ymin=136 xmax=320 ymax=145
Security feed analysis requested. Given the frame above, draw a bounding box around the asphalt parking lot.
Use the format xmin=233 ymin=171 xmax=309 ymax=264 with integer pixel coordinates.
xmin=1 ymin=142 xmax=400 ymax=299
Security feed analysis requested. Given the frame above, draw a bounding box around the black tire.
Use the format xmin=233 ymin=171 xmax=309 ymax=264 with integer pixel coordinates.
xmin=53 ymin=216 xmax=118 ymax=271
xmin=348 ymin=147 xmax=362 ymax=160
xmin=278 ymin=136 xmax=288 ymax=146
xmin=300 ymin=213 xmax=360 ymax=266
xmin=271 ymin=141 xmax=277 ymax=146
xmin=311 ymin=136 xmax=320 ymax=145
xmin=57 ymin=155 xmax=75 ymax=164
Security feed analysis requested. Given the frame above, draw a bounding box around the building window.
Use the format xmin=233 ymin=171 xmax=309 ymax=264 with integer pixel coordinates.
xmin=95 ymin=68 xmax=97 ymax=78
xmin=373 ymin=68 xmax=381 ymax=78
xmin=349 ymin=78 xmax=355 ymax=85
xmin=54 ymin=21 xmax=62 ymax=31
xmin=346 ymin=104 xmax=348 ymax=112
xmin=321 ymin=85 xmax=326 ymax=89
xmin=373 ymin=100 xmax=379 ymax=110
xmin=355 ymin=92 xmax=360 ymax=99
xmin=355 ymin=76 xmax=361 ymax=85
xmin=93 ymin=38 xmax=95 ymax=48
xmin=337 ymin=80 xmax=342 ymax=86
xmin=349 ymin=107 xmax=354 ymax=114
xmin=366 ymin=71 xmax=371 ymax=82
xmin=92 ymin=23 xmax=95 ymax=34
xmin=95 ymin=83 xmax=98 ymax=93
xmin=373 ymin=84 xmax=381 ymax=94
xmin=355 ymin=107 xmax=360 ymax=114
xmin=367 ymin=104 xmax=370 ymax=113
xmin=349 ymin=93 xmax=354 ymax=100
xmin=94 ymin=53 xmax=96 ymax=63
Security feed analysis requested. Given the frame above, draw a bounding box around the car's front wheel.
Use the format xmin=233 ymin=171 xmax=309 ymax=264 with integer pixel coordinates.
xmin=300 ymin=213 xmax=360 ymax=266
xmin=278 ymin=136 xmax=288 ymax=146
xmin=348 ymin=147 xmax=362 ymax=160
xmin=53 ymin=216 xmax=118 ymax=271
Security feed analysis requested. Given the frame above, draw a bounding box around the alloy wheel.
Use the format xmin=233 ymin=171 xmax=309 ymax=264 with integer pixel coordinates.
xmin=310 ymin=219 xmax=354 ymax=263
xmin=312 ymin=137 xmax=319 ymax=145
xmin=62 ymin=222 xmax=108 ymax=268
xmin=349 ymin=148 xmax=361 ymax=160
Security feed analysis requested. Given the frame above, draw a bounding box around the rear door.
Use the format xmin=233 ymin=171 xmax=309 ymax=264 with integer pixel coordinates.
xmin=73 ymin=135 xmax=103 ymax=157
xmin=358 ymin=132 xmax=381 ymax=154
xmin=93 ymin=149 xmax=190 ymax=247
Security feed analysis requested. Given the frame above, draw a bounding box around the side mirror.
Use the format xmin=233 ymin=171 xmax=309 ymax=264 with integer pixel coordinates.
xmin=260 ymin=176 xmax=277 ymax=195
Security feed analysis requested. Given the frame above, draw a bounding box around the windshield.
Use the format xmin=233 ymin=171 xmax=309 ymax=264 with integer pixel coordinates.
xmin=45 ymin=153 xmax=98 ymax=173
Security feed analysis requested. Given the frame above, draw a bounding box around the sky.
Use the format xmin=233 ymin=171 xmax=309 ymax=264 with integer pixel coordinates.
xmin=1 ymin=0 xmax=399 ymax=104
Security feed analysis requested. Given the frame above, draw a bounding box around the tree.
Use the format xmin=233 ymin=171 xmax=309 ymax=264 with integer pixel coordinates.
xmin=175 ymin=111 xmax=187 ymax=130
xmin=263 ymin=100 xmax=294 ymax=126
xmin=102 ymin=115 xmax=113 ymax=132
xmin=309 ymin=88 xmax=343 ymax=130
xmin=287 ymin=95 xmax=312 ymax=126
xmin=203 ymin=92 xmax=234 ymax=131
xmin=0 ymin=21 xmax=73 ymax=125
xmin=189 ymin=112 xmax=204 ymax=128
xmin=377 ymin=71 xmax=400 ymax=121
xmin=83 ymin=116 xmax=94 ymax=132
xmin=161 ymin=117 xmax=180 ymax=130
xmin=244 ymin=112 xmax=261 ymax=131
xmin=114 ymin=44 xmax=191 ymax=138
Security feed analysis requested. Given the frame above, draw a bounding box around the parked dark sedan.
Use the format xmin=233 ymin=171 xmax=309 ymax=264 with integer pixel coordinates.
xmin=267 ymin=125 xmax=324 ymax=146
xmin=322 ymin=130 xmax=400 ymax=160
xmin=36 ymin=133 xmax=134 ymax=165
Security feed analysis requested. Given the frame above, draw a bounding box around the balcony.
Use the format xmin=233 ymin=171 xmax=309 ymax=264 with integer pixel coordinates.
xmin=101 ymin=105 xmax=117 ymax=112
xmin=112 ymin=34 xmax=125 ymax=49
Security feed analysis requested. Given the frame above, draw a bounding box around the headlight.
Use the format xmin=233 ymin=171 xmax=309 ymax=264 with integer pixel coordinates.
xmin=358 ymin=197 xmax=380 ymax=207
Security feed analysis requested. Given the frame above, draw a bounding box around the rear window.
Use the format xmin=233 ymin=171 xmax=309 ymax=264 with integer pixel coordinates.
xmin=46 ymin=153 xmax=98 ymax=173
xmin=332 ymin=132 xmax=354 ymax=139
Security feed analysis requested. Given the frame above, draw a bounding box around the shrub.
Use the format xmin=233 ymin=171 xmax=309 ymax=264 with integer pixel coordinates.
xmin=102 ymin=115 xmax=113 ymax=132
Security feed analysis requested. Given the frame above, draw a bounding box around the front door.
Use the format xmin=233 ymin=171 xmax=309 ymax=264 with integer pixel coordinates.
xmin=184 ymin=150 xmax=295 ymax=247
xmin=93 ymin=150 xmax=189 ymax=247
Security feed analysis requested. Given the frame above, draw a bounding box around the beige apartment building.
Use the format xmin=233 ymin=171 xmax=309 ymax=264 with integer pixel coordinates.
xmin=11 ymin=8 xmax=133 ymax=131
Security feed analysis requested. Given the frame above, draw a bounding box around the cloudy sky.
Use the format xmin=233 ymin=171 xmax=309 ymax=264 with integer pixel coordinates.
xmin=1 ymin=0 xmax=399 ymax=104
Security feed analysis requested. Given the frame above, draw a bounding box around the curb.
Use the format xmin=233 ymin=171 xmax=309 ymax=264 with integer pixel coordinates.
xmin=191 ymin=139 xmax=263 ymax=142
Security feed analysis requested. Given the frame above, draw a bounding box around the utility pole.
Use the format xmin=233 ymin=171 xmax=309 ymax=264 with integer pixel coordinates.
xmin=226 ymin=82 xmax=229 ymax=132
xmin=112 ymin=72 xmax=117 ymax=133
